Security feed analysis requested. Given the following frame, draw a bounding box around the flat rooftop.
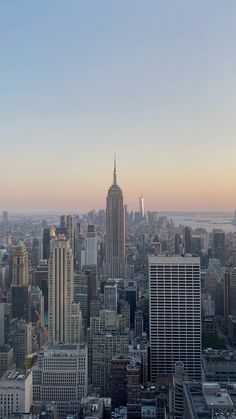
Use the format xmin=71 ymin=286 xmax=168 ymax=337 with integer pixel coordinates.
xmin=184 ymin=382 xmax=236 ymax=418
xmin=4 ymin=370 xmax=30 ymax=381
xmin=149 ymin=255 xmax=200 ymax=264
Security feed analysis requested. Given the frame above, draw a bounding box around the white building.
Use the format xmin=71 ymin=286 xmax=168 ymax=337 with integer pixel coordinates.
xmin=33 ymin=343 xmax=88 ymax=419
xmin=149 ymin=255 xmax=202 ymax=382
xmin=139 ymin=195 xmax=145 ymax=219
xmin=0 ymin=370 xmax=32 ymax=419
xmin=104 ymin=284 xmax=117 ymax=312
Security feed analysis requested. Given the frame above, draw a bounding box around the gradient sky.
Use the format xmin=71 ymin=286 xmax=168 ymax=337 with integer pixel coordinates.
xmin=1 ymin=1 xmax=236 ymax=212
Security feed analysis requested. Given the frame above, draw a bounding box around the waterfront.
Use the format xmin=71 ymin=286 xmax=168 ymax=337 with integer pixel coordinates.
xmin=159 ymin=212 xmax=236 ymax=233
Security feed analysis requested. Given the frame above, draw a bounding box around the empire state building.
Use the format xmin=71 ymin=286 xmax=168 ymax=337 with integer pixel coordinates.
xmin=105 ymin=159 xmax=126 ymax=278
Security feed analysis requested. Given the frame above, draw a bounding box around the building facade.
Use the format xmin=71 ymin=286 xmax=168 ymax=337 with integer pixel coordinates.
xmin=48 ymin=236 xmax=73 ymax=343
xmin=0 ymin=370 xmax=32 ymax=419
xmin=149 ymin=255 xmax=202 ymax=382
xmin=33 ymin=343 xmax=88 ymax=419
xmin=11 ymin=241 xmax=29 ymax=285
xmin=105 ymin=159 xmax=126 ymax=278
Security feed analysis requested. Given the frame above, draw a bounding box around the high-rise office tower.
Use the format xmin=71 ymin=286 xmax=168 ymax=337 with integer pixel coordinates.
xmin=125 ymin=280 xmax=137 ymax=328
xmin=134 ymin=310 xmax=143 ymax=338
xmin=213 ymin=229 xmax=225 ymax=264
xmin=11 ymin=241 xmax=29 ymax=285
xmin=105 ymin=157 xmax=126 ymax=278
xmin=184 ymin=227 xmax=191 ymax=254
xmin=34 ymin=260 xmax=48 ymax=312
xmin=104 ymin=284 xmax=118 ymax=311
xmin=43 ymin=227 xmax=51 ymax=260
xmin=48 ymin=236 xmax=74 ymax=343
xmin=2 ymin=211 xmax=8 ymax=235
xmin=10 ymin=320 xmax=33 ymax=368
xmin=31 ymin=237 xmax=41 ymax=267
xmin=60 ymin=214 xmax=66 ymax=228
xmin=11 ymin=242 xmax=32 ymax=323
xmin=92 ymin=332 xmax=129 ymax=395
xmin=0 ymin=302 xmax=11 ymax=345
xmin=12 ymin=284 xmax=31 ymax=322
xmin=86 ymin=225 xmax=97 ymax=265
xmin=66 ymin=214 xmax=75 ymax=255
xmin=149 ymin=255 xmax=201 ymax=382
xmin=175 ymin=234 xmax=182 ymax=255
xmin=74 ymin=265 xmax=98 ymax=332
xmin=139 ymin=196 xmax=145 ymax=219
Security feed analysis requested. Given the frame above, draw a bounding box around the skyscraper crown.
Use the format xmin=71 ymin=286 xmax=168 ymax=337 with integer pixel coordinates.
xmin=113 ymin=153 xmax=117 ymax=186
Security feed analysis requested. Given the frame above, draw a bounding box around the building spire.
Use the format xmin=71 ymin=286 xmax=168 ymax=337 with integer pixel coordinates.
xmin=113 ymin=153 xmax=117 ymax=185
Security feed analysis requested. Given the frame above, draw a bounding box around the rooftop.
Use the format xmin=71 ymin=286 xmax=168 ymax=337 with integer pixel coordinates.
xmin=149 ymin=255 xmax=200 ymax=264
xmin=3 ymin=370 xmax=31 ymax=381
xmin=203 ymin=349 xmax=236 ymax=363
xmin=184 ymin=382 xmax=236 ymax=419
xmin=203 ymin=383 xmax=233 ymax=409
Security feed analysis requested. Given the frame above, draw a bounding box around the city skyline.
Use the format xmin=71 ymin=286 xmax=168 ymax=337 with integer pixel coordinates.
xmin=1 ymin=1 xmax=236 ymax=212
xmin=0 ymin=155 xmax=236 ymax=213
xmin=2 ymin=3 xmax=236 ymax=418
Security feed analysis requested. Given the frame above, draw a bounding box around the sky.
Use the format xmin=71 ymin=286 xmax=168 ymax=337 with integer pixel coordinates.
xmin=0 ymin=0 xmax=236 ymax=212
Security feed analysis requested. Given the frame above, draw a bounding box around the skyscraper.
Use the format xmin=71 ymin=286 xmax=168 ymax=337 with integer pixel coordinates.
xmin=11 ymin=241 xmax=29 ymax=285
xmin=213 ymin=228 xmax=225 ymax=264
xmin=48 ymin=236 xmax=74 ymax=343
xmin=2 ymin=211 xmax=8 ymax=235
xmin=139 ymin=196 xmax=145 ymax=219
xmin=149 ymin=255 xmax=201 ymax=382
xmin=104 ymin=284 xmax=118 ymax=311
xmin=85 ymin=224 xmax=97 ymax=265
xmin=105 ymin=157 xmax=126 ymax=278
xmin=184 ymin=227 xmax=191 ymax=254
xmin=66 ymin=214 xmax=75 ymax=255
xmin=11 ymin=242 xmax=32 ymax=323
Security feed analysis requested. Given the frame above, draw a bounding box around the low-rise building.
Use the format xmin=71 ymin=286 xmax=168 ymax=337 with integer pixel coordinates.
xmin=33 ymin=343 xmax=88 ymax=419
xmin=80 ymin=396 xmax=112 ymax=419
xmin=0 ymin=370 xmax=32 ymax=419
xmin=203 ymin=349 xmax=236 ymax=383
xmin=183 ymin=382 xmax=236 ymax=419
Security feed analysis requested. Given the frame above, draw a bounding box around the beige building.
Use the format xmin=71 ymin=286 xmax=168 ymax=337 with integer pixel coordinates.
xmin=11 ymin=241 xmax=29 ymax=285
xmin=48 ymin=236 xmax=82 ymax=343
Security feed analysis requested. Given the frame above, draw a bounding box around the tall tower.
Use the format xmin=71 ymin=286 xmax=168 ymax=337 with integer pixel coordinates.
xmin=2 ymin=211 xmax=8 ymax=234
xmin=213 ymin=228 xmax=225 ymax=264
xmin=11 ymin=241 xmax=29 ymax=285
xmin=48 ymin=236 xmax=74 ymax=343
xmin=86 ymin=225 xmax=97 ymax=265
xmin=66 ymin=214 xmax=75 ymax=255
xmin=149 ymin=255 xmax=201 ymax=382
xmin=105 ymin=157 xmax=126 ymax=278
xmin=139 ymin=196 xmax=144 ymax=219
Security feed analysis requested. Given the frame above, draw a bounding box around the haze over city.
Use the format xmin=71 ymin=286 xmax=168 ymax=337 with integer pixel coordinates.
xmin=1 ymin=1 xmax=236 ymax=211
